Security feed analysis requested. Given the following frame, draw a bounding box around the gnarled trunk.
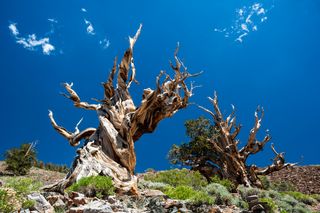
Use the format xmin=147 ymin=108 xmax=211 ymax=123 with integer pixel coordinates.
xmin=44 ymin=25 xmax=201 ymax=194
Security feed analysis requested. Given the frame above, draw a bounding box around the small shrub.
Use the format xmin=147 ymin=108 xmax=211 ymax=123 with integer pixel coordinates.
xmin=284 ymin=191 xmax=317 ymax=205
xmin=310 ymin=194 xmax=320 ymax=202
xmin=260 ymin=189 xmax=282 ymax=200
xmin=143 ymin=169 xmax=207 ymax=190
xmin=54 ymin=206 xmax=66 ymax=213
xmin=0 ymin=189 xmax=14 ymax=213
xmin=205 ymin=183 xmax=239 ymax=206
xmin=67 ymin=175 xmax=114 ymax=198
xmin=258 ymin=175 xmax=271 ymax=190
xmin=5 ymin=177 xmax=43 ymax=196
xmin=22 ymin=199 xmax=35 ymax=209
xmin=138 ymin=179 xmax=169 ymax=191
xmin=164 ymin=186 xmax=196 ymax=200
xmin=5 ymin=143 xmax=37 ymax=175
xmin=190 ymin=191 xmax=214 ymax=205
xmin=270 ymin=180 xmax=296 ymax=192
xmin=259 ymin=197 xmax=278 ymax=213
xmin=237 ymin=185 xmax=261 ymax=201
xmin=210 ymin=175 xmax=236 ymax=192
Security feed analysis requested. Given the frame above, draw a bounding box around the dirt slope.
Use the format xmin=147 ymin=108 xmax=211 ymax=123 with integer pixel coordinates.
xmin=269 ymin=165 xmax=320 ymax=194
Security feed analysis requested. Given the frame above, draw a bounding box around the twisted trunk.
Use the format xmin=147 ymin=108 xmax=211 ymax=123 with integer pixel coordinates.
xmin=43 ymin=25 xmax=201 ymax=194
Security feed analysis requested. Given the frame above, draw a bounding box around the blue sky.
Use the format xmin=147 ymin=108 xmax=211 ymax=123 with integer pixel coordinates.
xmin=1 ymin=0 xmax=319 ymax=172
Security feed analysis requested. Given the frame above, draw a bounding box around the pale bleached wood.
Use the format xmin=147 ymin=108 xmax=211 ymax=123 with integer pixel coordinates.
xmin=44 ymin=25 xmax=199 ymax=194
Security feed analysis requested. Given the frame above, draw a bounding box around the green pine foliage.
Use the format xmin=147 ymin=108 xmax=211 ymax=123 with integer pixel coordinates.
xmin=5 ymin=143 xmax=37 ymax=175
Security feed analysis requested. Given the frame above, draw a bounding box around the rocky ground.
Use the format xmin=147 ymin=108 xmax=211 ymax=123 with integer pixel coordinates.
xmin=269 ymin=165 xmax=320 ymax=194
xmin=1 ymin=163 xmax=320 ymax=213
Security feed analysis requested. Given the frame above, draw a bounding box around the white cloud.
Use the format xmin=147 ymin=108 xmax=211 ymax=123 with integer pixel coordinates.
xmin=8 ymin=23 xmax=19 ymax=36
xmin=81 ymin=8 xmax=87 ymax=12
xmin=84 ymin=19 xmax=95 ymax=35
xmin=99 ymin=38 xmax=110 ymax=49
xmin=48 ymin=18 xmax=58 ymax=23
xmin=8 ymin=23 xmax=55 ymax=55
xmin=214 ymin=2 xmax=274 ymax=43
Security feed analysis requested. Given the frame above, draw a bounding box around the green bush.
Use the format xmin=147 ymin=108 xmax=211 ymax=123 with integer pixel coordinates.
xmin=259 ymin=189 xmax=312 ymax=213
xmin=205 ymin=183 xmax=239 ymax=206
xmin=143 ymin=169 xmax=207 ymax=190
xmin=67 ymin=175 xmax=114 ymax=198
xmin=310 ymin=194 xmax=320 ymax=202
xmin=164 ymin=186 xmax=196 ymax=200
xmin=138 ymin=179 xmax=170 ymax=191
xmin=210 ymin=175 xmax=236 ymax=192
xmin=270 ymin=180 xmax=296 ymax=192
xmin=164 ymin=186 xmax=214 ymax=205
xmin=237 ymin=185 xmax=261 ymax=201
xmin=258 ymin=175 xmax=271 ymax=190
xmin=283 ymin=191 xmax=317 ymax=205
xmin=0 ymin=189 xmax=14 ymax=213
xmin=5 ymin=143 xmax=37 ymax=175
xmin=190 ymin=191 xmax=214 ymax=205
xmin=5 ymin=177 xmax=43 ymax=196
xmin=22 ymin=200 xmax=35 ymax=209
xmin=259 ymin=197 xmax=278 ymax=213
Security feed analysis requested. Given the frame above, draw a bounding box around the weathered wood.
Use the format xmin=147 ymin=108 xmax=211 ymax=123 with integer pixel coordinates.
xmin=44 ymin=25 xmax=199 ymax=194
xmin=198 ymin=92 xmax=296 ymax=187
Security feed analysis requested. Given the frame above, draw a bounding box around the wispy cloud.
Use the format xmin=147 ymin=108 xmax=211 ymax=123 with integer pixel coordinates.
xmin=8 ymin=23 xmax=19 ymax=36
xmin=84 ymin=19 xmax=95 ymax=35
xmin=8 ymin=23 xmax=55 ymax=55
xmin=99 ymin=38 xmax=110 ymax=49
xmin=47 ymin=18 xmax=58 ymax=23
xmin=214 ymin=2 xmax=274 ymax=43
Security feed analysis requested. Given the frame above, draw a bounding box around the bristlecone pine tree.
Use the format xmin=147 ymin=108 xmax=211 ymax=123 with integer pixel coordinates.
xmin=169 ymin=92 xmax=296 ymax=188
xmin=44 ymin=25 xmax=201 ymax=194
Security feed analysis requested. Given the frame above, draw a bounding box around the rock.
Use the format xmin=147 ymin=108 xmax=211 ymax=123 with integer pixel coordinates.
xmin=251 ymin=203 xmax=265 ymax=213
xmin=179 ymin=207 xmax=191 ymax=213
xmin=52 ymin=198 xmax=66 ymax=209
xmin=69 ymin=200 xmax=113 ymax=213
xmin=246 ymin=195 xmax=258 ymax=202
xmin=73 ymin=196 xmax=87 ymax=206
xmin=68 ymin=191 xmax=85 ymax=200
xmin=107 ymin=196 xmax=117 ymax=204
xmin=27 ymin=192 xmax=54 ymax=213
xmin=141 ymin=189 xmax=165 ymax=197
xmin=209 ymin=206 xmax=223 ymax=213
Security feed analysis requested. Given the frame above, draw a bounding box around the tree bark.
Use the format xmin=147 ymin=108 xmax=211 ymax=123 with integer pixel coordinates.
xmin=43 ymin=25 xmax=201 ymax=194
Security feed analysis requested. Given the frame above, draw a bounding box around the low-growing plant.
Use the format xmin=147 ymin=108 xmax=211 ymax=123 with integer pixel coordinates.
xmin=270 ymin=180 xmax=296 ymax=192
xmin=310 ymin=194 xmax=320 ymax=202
xmin=258 ymin=175 xmax=271 ymax=190
xmin=283 ymin=191 xmax=317 ymax=205
xmin=143 ymin=169 xmax=207 ymax=190
xmin=190 ymin=191 xmax=214 ymax=205
xmin=67 ymin=175 xmax=114 ymax=198
xmin=0 ymin=189 xmax=14 ymax=213
xmin=205 ymin=183 xmax=238 ymax=205
xmin=22 ymin=199 xmax=35 ymax=210
xmin=138 ymin=179 xmax=170 ymax=192
xmin=164 ymin=185 xmax=196 ymax=200
xmin=259 ymin=197 xmax=278 ymax=213
xmin=210 ymin=175 xmax=236 ymax=192
xmin=237 ymin=185 xmax=261 ymax=201
xmin=5 ymin=177 xmax=43 ymax=196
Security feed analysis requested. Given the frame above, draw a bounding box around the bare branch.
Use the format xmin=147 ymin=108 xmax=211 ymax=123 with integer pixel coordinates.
xmin=61 ymin=83 xmax=100 ymax=110
xmin=48 ymin=110 xmax=96 ymax=146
